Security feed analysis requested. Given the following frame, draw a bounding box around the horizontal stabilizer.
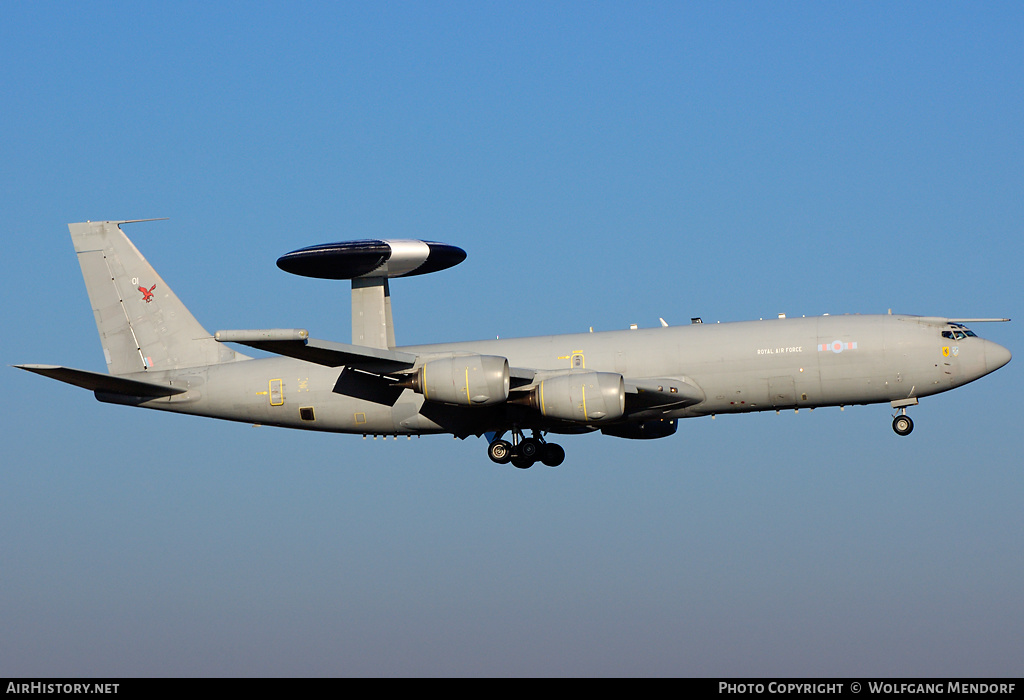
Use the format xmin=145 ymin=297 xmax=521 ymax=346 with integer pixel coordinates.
xmin=214 ymin=329 xmax=310 ymax=342
xmin=214 ymin=330 xmax=417 ymax=373
xmin=14 ymin=364 xmax=186 ymax=397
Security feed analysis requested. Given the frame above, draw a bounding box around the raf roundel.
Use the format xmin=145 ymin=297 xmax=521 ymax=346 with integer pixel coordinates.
xmin=276 ymin=239 xmax=467 ymax=280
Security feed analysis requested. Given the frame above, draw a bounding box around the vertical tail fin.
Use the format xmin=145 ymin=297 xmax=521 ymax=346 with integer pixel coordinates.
xmin=70 ymin=220 xmax=245 ymax=375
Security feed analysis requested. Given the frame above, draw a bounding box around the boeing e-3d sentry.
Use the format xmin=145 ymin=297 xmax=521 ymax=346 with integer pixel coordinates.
xmin=17 ymin=220 xmax=1012 ymax=468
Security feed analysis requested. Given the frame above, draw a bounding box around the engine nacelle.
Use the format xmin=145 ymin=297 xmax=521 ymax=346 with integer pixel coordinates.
xmin=529 ymin=371 xmax=625 ymax=423
xmin=401 ymin=355 xmax=510 ymax=406
xmin=601 ymin=418 xmax=678 ymax=440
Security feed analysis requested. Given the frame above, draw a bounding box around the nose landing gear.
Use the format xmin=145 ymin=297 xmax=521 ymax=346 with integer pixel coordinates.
xmin=487 ymin=429 xmax=565 ymax=468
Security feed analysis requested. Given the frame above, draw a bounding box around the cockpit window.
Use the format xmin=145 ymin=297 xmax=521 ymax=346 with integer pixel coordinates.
xmin=945 ymin=323 xmax=978 ymax=339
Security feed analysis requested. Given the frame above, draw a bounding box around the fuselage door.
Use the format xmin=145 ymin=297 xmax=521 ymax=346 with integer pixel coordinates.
xmin=768 ymin=376 xmax=796 ymax=408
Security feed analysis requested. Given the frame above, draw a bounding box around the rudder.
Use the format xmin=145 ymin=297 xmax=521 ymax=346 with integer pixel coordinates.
xmin=70 ymin=220 xmax=245 ymax=375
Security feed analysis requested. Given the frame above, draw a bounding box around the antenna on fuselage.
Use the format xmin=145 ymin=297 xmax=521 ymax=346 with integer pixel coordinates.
xmin=946 ymin=318 xmax=1011 ymax=323
xmin=276 ymin=239 xmax=467 ymax=349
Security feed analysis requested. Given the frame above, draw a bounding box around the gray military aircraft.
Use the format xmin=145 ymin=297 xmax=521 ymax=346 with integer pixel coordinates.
xmin=17 ymin=220 xmax=1012 ymax=468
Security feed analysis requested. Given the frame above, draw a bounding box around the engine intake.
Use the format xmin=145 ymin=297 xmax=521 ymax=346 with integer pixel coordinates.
xmin=399 ymin=355 xmax=510 ymax=406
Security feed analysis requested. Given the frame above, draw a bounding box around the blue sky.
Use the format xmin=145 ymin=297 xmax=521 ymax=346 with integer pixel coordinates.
xmin=2 ymin=2 xmax=1022 ymax=677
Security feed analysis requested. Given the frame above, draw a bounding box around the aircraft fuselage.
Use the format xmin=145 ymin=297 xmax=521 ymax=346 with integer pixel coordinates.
xmin=114 ymin=313 xmax=1009 ymax=437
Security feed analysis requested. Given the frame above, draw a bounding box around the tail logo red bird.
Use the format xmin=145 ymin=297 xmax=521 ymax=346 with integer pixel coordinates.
xmin=139 ymin=284 xmax=156 ymax=303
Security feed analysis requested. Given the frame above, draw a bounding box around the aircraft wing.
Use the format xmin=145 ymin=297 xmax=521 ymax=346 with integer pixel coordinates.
xmin=508 ymin=366 xmax=537 ymax=389
xmin=624 ymin=377 xmax=705 ymax=410
xmin=507 ymin=369 xmax=703 ymax=410
xmin=214 ymin=330 xmax=417 ymax=373
xmin=14 ymin=364 xmax=186 ymax=397
xmin=214 ymin=332 xmax=702 ymax=417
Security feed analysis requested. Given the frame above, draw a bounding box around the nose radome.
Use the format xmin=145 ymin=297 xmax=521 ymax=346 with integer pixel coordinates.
xmin=985 ymin=341 xmax=1012 ymax=373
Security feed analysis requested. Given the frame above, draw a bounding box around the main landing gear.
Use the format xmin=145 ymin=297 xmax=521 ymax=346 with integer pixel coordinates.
xmin=892 ymin=409 xmax=914 ymax=436
xmin=487 ymin=429 xmax=565 ymax=468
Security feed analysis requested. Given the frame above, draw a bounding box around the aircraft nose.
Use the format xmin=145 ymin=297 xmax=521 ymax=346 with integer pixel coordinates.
xmin=984 ymin=340 xmax=1012 ymax=374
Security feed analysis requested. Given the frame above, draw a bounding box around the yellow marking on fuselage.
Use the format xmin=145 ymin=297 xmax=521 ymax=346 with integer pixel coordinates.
xmin=558 ymin=351 xmax=586 ymax=368
xmin=269 ymin=378 xmax=284 ymax=406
